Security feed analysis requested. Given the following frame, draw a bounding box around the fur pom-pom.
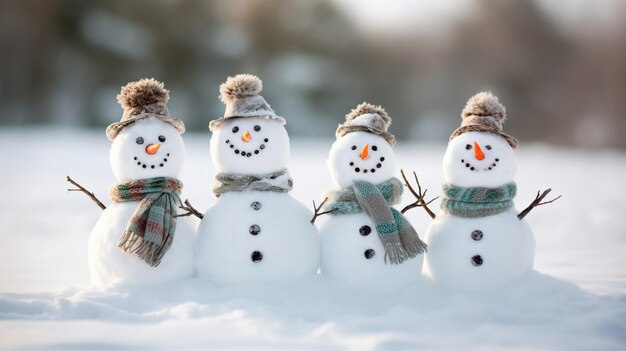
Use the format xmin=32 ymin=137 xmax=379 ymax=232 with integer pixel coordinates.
xmin=345 ymin=102 xmax=391 ymax=125
xmin=117 ymin=78 xmax=169 ymax=110
xmin=219 ymin=74 xmax=263 ymax=103
xmin=462 ymin=91 xmax=506 ymax=120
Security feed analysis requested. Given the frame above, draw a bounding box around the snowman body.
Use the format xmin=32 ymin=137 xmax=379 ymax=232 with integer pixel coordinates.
xmin=88 ymin=119 xmax=195 ymax=286
xmin=319 ymin=130 xmax=423 ymax=290
xmin=197 ymin=191 xmax=319 ymax=285
xmin=89 ymin=202 xmax=195 ymax=286
xmin=423 ymin=131 xmax=535 ymax=290
xmin=196 ymin=116 xmax=320 ymax=285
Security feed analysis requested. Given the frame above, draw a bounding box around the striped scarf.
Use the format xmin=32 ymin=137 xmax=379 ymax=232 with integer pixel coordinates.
xmin=441 ymin=182 xmax=516 ymax=218
xmin=323 ymin=178 xmax=427 ymax=265
xmin=109 ymin=177 xmax=182 ymax=267
xmin=213 ymin=168 xmax=293 ymax=197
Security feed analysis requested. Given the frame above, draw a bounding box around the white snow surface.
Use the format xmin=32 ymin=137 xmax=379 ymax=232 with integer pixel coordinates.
xmin=1 ymin=128 xmax=626 ymax=350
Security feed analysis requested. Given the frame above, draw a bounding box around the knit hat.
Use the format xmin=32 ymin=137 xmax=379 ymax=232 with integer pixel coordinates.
xmin=106 ymin=78 xmax=185 ymax=141
xmin=450 ymin=92 xmax=519 ymax=148
xmin=209 ymin=74 xmax=286 ymax=132
xmin=336 ymin=102 xmax=396 ymax=146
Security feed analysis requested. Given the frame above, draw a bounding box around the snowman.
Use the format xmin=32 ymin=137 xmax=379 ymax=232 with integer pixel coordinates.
xmin=315 ymin=103 xmax=427 ymax=292
xmin=195 ymin=74 xmax=319 ymax=285
xmin=407 ymin=92 xmax=558 ymax=291
xmin=86 ymin=78 xmax=195 ymax=286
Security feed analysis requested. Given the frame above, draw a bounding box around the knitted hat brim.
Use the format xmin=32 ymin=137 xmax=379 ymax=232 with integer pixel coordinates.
xmin=449 ymin=124 xmax=519 ymax=149
xmin=209 ymin=114 xmax=286 ymax=132
xmin=336 ymin=125 xmax=396 ymax=146
xmin=106 ymin=114 xmax=185 ymax=141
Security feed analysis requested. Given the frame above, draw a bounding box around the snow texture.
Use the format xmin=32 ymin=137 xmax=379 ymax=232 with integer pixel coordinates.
xmin=1 ymin=128 xmax=625 ymax=350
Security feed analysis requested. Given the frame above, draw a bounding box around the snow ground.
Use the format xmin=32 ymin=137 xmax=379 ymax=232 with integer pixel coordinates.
xmin=0 ymin=127 xmax=625 ymax=350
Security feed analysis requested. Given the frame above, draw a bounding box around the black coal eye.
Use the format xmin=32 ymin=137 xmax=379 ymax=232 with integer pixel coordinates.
xmin=486 ymin=145 xmax=492 ymax=150
xmin=232 ymin=126 xmax=239 ymax=133
xmin=351 ymin=145 xmax=357 ymax=150
xmin=158 ymin=135 xmax=166 ymax=142
xmin=372 ymin=145 xmax=378 ymax=151
xmin=136 ymin=137 xmax=144 ymax=145
xmin=465 ymin=144 xmax=472 ymax=150
xmin=254 ymin=125 xmax=261 ymax=132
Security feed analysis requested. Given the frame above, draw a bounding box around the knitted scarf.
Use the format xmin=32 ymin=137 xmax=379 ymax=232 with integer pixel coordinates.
xmin=323 ymin=178 xmax=427 ymax=265
xmin=441 ymin=182 xmax=517 ymax=218
xmin=213 ymin=168 xmax=293 ymax=197
xmin=109 ymin=177 xmax=182 ymax=267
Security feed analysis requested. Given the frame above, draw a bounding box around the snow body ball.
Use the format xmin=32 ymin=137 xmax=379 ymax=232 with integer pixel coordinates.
xmin=89 ymin=79 xmax=195 ymax=287
xmin=423 ymin=92 xmax=534 ymax=291
xmin=319 ymin=103 xmax=424 ymax=293
xmin=196 ymin=74 xmax=319 ymax=285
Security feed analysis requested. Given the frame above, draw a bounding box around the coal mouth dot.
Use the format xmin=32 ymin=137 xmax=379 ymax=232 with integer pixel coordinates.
xmin=460 ymin=157 xmax=500 ymax=172
xmin=227 ymin=137 xmax=267 ymax=157
xmin=134 ymin=154 xmax=169 ymax=169
xmin=349 ymin=156 xmax=386 ymax=173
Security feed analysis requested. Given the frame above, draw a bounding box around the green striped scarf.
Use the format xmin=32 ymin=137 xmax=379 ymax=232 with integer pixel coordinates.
xmin=441 ymin=182 xmax=516 ymax=218
xmin=109 ymin=177 xmax=183 ymax=267
xmin=323 ymin=178 xmax=427 ymax=265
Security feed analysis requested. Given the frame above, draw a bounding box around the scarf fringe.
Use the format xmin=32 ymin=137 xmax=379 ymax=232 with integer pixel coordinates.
xmin=380 ymin=236 xmax=409 ymax=265
xmin=117 ymin=230 xmax=168 ymax=267
xmin=399 ymin=231 xmax=428 ymax=257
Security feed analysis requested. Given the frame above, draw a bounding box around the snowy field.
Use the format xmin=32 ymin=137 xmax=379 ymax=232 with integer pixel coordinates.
xmin=1 ymin=127 xmax=625 ymax=350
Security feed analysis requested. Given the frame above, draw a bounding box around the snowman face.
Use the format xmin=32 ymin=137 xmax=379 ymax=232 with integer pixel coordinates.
xmin=328 ymin=132 xmax=397 ymax=187
xmin=210 ymin=117 xmax=290 ymax=174
xmin=110 ymin=119 xmax=185 ymax=181
xmin=442 ymin=131 xmax=516 ymax=187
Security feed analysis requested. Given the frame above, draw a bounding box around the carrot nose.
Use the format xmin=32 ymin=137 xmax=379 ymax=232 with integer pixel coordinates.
xmin=474 ymin=141 xmax=485 ymax=160
xmin=242 ymin=130 xmax=251 ymax=142
xmin=360 ymin=144 xmax=369 ymax=160
xmin=145 ymin=143 xmax=160 ymax=155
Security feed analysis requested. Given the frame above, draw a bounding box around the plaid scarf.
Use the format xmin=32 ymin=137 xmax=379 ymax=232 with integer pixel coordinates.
xmin=109 ymin=177 xmax=183 ymax=267
xmin=441 ymin=182 xmax=517 ymax=218
xmin=323 ymin=178 xmax=427 ymax=265
xmin=213 ymin=168 xmax=293 ymax=197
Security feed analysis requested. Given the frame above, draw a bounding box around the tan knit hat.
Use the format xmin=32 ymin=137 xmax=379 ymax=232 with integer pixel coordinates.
xmin=336 ymin=102 xmax=396 ymax=146
xmin=209 ymin=74 xmax=286 ymax=132
xmin=106 ymin=78 xmax=185 ymax=140
xmin=450 ymin=92 xmax=519 ymax=148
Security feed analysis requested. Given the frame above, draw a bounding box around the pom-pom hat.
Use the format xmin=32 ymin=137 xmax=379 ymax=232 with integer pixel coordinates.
xmin=336 ymin=102 xmax=396 ymax=146
xmin=106 ymin=78 xmax=185 ymax=140
xmin=209 ymin=74 xmax=286 ymax=131
xmin=450 ymin=91 xmax=519 ymax=148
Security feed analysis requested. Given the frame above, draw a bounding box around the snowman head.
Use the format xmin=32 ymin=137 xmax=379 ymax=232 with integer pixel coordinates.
xmin=444 ymin=92 xmax=519 ymax=187
xmin=209 ymin=74 xmax=290 ymax=175
xmin=328 ymin=131 xmax=397 ymax=187
xmin=110 ymin=118 xmax=185 ymax=181
xmin=107 ymin=78 xmax=186 ymax=181
xmin=210 ymin=117 xmax=289 ymax=174
xmin=329 ymin=102 xmax=397 ymax=187
xmin=442 ymin=131 xmax=515 ymax=187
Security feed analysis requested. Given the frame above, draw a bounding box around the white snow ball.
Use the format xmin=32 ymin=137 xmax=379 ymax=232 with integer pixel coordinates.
xmin=110 ymin=118 xmax=185 ymax=181
xmin=443 ymin=131 xmax=516 ymax=188
xmin=210 ymin=117 xmax=290 ymax=174
xmin=328 ymin=132 xmax=397 ymax=188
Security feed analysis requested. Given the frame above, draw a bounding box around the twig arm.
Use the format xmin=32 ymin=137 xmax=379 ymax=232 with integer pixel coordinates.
xmin=400 ymin=170 xmax=437 ymax=219
xmin=517 ymin=188 xmax=562 ymax=220
xmin=311 ymin=197 xmax=337 ymax=224
xmin=176 ymin=199 xmax=204 ymax=219
xmin=66 ymin=176 xmax=106 ymax=210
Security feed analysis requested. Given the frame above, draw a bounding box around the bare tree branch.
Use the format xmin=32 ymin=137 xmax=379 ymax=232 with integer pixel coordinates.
xmin=66 ymin=175 xmax=106 ymax=210
xmin=176 ymin=199 xmax=204 ymax=219
xmin=517 ymin=188 xmax=562 ymax=220
xmin=311 ymin=197 xmax=337 ymax=224
xmin=400 ymin=170 xmax=437 ymax=219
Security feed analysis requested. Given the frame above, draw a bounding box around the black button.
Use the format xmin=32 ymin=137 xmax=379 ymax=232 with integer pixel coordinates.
xmin=249 ymin=224 xmax=261 ymax=236
xmin=251 ymin=251 xmax=263 ymax=263
xmin=364 ymin=249 xmax=375 ymax=259
xmin=250 ymin=201 xmax=262 ymax=210
xmin=471 ymin=230 xmax=483 ymax=241
xmin=471 ymin=255 xmax=483 ymax=266
xmin=359 ymin=225 xmax=372 ymax=236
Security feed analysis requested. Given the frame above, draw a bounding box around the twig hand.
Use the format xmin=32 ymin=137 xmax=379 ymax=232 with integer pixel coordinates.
xmin=176 ymin=199 xmax=204 ymax=219
xmin=400 ymin=169 xmax=437 ymax=219
xmin=517 ymin=188 xmax=561 ymax=220
xmin=311 ymin=197 xmax=337 ymax=224
xmin=66 ymin=175 xmax=106 ymax=210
